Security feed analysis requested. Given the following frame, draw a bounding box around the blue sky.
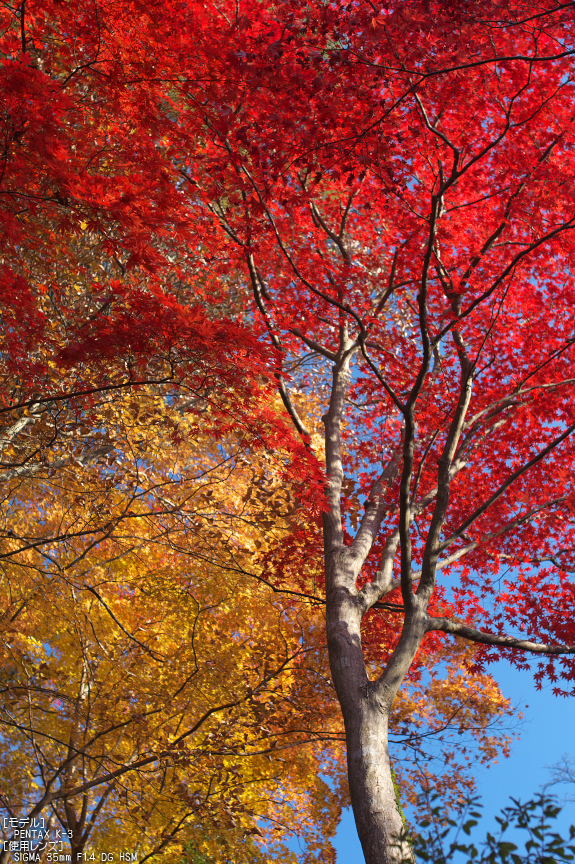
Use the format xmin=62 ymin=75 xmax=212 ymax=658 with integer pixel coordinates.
xmin=332 ymin=661 xmax=575 ymax=862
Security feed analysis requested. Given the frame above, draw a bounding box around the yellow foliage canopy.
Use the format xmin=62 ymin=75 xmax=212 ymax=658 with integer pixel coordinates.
xmin=0 ymin=395 xmax=344 ymax=863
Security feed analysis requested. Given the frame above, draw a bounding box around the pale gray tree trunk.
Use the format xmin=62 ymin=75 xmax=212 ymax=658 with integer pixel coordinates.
xmin=325 ymin=578 xmax=422 ymax=863
xmin=345 ymin=703 xmax=409 ymax=864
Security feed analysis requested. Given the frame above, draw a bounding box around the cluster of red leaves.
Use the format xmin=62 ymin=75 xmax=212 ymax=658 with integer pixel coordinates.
xmin=3 ymin=0 xmax=575 ymax=685
xmin=0 ymin=0 xmax=328 ymax=510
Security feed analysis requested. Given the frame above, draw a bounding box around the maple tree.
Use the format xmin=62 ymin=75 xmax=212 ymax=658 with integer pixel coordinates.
xmin=0 ymin=400 xmax=345 ymax=864
xmin=0 ymin=389 xmax=513 ymax=863
xmin=4 ymin=1 xmax=575 ymax=863
xmin=0 ymin=352 xmax=519 ymax=856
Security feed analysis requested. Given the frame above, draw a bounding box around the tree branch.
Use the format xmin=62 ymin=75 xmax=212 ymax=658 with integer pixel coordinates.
xmin=440 ymin=420 xmax=575 ymax=552
xmin=246 ymin=253 xmax=309 ymax=438
xmin=428 ymin=616 xmax=575 ymax=655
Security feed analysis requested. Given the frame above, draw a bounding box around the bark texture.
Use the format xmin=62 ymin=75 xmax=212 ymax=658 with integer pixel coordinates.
xmin=345 ymin=701 xmax=410 ymax=864
xmin=326 ymin=584 xmax=419 ymax=864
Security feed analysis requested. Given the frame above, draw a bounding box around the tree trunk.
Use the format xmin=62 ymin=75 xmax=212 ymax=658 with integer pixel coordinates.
xmin=345 ymin=696 xmax=413 ymax=864
xmin=326 ymin=587 xmax=415 ymax=864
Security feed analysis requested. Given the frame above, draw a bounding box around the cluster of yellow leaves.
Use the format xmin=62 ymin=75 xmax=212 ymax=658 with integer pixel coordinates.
xmin=0 ymin=392 xmax=346 ymax=864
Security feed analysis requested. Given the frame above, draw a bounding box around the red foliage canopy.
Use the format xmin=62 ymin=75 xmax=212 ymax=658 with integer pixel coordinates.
xmin=3 ymin=0 xmax=575 ymax=690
